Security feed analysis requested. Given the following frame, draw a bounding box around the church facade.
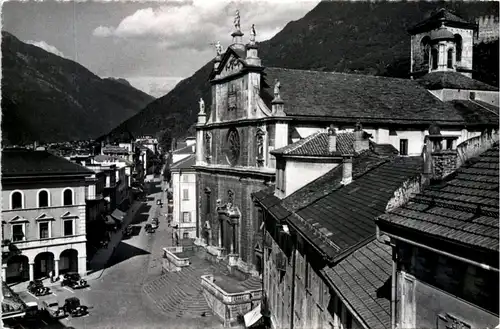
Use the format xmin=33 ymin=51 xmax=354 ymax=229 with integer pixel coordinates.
xmin=194 ymin=10 xmax=498 ymax=277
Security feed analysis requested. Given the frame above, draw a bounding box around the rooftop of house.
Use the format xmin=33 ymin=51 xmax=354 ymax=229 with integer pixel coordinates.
xmin=260 ymin=67 xmax=483 ymax=125
xmin=172 ymin=143 xmax=195 ymax=155
xmin=94 ymin=154 xmax=134 ymax=166
xmin=2 ymin=149 xmax=94 ymax=177
xmin=171 ymin=154 xmax=196 ymax=171
xmin=408 ymin=8 xmax=478 ymax=34
xmin=102 ymin=144 xmax=130 ymax=154
xmin=324 ymin=237 xmax=392 ymax=329
xmin=378 ymin=144 xmax=499 ymax=253
xmin=272 ymin=131 xmax=400 ymax=158
xmin=417 ymin=72 xmax=499 ymax=92
xmin=448 ymin=100 xmax=499 ymax=125
xmin=253 ymin=152 xmax=423 ymax=261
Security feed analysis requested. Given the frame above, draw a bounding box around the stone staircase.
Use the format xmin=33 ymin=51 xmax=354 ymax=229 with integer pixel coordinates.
xmin=143 ymin=254 xmax=262 ymax=319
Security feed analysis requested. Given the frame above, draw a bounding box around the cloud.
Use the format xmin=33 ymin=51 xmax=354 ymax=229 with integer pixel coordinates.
xmin=25 ymin=40 xmax=66 ymax=58
xmin=92 ymin=0 xmax=319 ymax=50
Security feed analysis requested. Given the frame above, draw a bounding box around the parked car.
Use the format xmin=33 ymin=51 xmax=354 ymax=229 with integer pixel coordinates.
xmin=145 ymin=223 xmax=156 ymax=234
xmin=62 ymin=297 xmax=88 ymax=317
xmin=61 ymin=272 xmax=88 ymax=289
xmin=24 ymin=301 xmax=40 ymax=320
xmin=151 ymin=218 xmax=159 ymax=229
xmin=27 ymin=280 xmax=51 ymax=296
xmin=42 ymin=300 xmax=67 ymax=319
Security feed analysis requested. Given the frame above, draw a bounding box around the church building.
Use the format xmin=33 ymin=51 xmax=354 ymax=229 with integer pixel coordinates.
xmin=194 ymin=9 xmax=498 ymax=278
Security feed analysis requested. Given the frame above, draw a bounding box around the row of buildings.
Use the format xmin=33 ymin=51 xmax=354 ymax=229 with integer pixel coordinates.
xmin=1 ymin=135 xmax=159 ymax=287
xmin=167 ymin=8 xmax=499 ymax=328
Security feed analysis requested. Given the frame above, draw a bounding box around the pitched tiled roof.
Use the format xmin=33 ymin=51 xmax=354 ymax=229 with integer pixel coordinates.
xmin=171 ymin=154 xmax=196 ymax=170
xmin=417 ymin=72 xmax=498 ymax=91
xmin=102 ymin=145 xmax=130 ymax=154
xmin=372 ymin=144 xmax=399 ymax=156
xmin=448 ymin=100 xmax=499 ymax=125
xmin=94 ymin=154 xmax=133 ymax=166
xmin=378 ymin=144 xmax=499 ymax=252
xmin=172 ymin=144 xmax=195 ymax=155
xmin=261 ymin=67 xmax=471 ymax=125
xmin=295 ymin=156 xmax=423 ymax=260
xmin=272 ymin=132 xmax=356 ymax=157
xmin=408 ymin=8 xmax=477 ymax=34
xmin=324 ymin=238 xmax=392 ymax=329
xmin=283 ymin=152 xmax=389 ymax=212
xmin=2 ymin=149 xmax=94 ymax=177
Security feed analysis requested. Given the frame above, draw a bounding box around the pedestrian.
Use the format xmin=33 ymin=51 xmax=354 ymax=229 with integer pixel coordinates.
xmin=49 ymin=270 xmax=54 ymax=283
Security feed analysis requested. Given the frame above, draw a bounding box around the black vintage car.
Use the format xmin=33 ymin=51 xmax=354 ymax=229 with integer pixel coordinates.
xmin=145 ymin=223 xmax=156 ymax=234
xmin=62 ymin=297 xmax=88 ymax=317
xmin=61 ymin=273 xmax=88 ymax=289
xmin=27 ymin=280 xmax=51 ymax=296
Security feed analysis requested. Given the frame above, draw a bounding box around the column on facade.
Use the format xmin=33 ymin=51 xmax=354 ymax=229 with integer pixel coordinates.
xmin=78 ymin=257 xmax=87 ymax=277
xmin=218 ymin=220 xmax=223 ymax=249
xmin=2 ymin=263 xmax=7 ymax=282
xmin=29 ymin=262 xmax=35 ymax=281
xmin=232 ymin=224 xmax=237 ymax=254
xmin=54 ymin=259 xmax=60 ymax=277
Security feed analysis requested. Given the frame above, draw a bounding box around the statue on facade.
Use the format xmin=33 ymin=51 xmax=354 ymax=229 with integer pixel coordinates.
xmin=274 ymin=79 xmax=281 ymax=98
xmin=234 ymin=10 xmax=241 ymax=31
xmin=250 ymin=24 xmax=256 ymax=43
xmin=215 ymin=41 xmax=223 ymax=56
xmin=199 ymin=98 xmax=205 ymax=114
xmin=227 ymin=190 xmax=234 ymax=208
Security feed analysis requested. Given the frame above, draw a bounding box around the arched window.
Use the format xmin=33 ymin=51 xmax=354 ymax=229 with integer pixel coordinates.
xmin=63 ymin=189 xmax=73 ymax=206
xmin=420 ymin=36 xmax=431 ymax=64
xmin=38 ymin=190 xmax=49 ymax=208
xmin=455 ymin=34 xmax=462 ymax=62
xmin=447 ymin=49 xmax=454 ymax=68
xmin=11 ymin=191 xmax=23 ymax=209
xmin=431 ymin=48 xmax=438 ymax=70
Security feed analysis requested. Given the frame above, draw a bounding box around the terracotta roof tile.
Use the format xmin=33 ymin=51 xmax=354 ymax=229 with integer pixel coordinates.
xmin=261 ymin=68 xmax=474 ymax=125
xmin=2 ymin=149 xmax=94 ymax=177
xmin=378 ymin=144 xmax=499 ymax=252
xmin=171 ymin=154 xmax=196 ymax=170
xmin=272 ymin=131 xmax=356 ymax=157
xmin=325 ymin=238 xmax=392 ymax=329
xmin=418 ymin=72 xmax=498 ymax=91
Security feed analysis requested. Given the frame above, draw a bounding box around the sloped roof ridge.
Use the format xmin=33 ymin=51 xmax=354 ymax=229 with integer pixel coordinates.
xmin=265 ymin=67 xmax=414 ymax=83
xmin=275 ymin=130 xmax=324 ymax=154
xmin=171 ymin=154 xmax=196 ymax=169
xmin=292 ymin=158 xmax=391 ymax=214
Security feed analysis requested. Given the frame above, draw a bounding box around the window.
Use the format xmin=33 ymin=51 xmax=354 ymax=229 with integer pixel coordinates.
xmin=12 ymin=224 xmax=24 ymax=242
xmin=431 ymin=48 xmax=438 ymax=70
xmin=276 ymin=161 xmax=286 ymax=193
xmin=182 ymin=175 xmax=189 ymax=182
xmin=63 ymin=220 xmax=74 ymax=236
xmin=11 ymin=191 xmax=23 ymax=209
xmin=182 ymin=212 xmax=191 ymax=223
xmin=183 ymin=232 xmax=189 ymax=239
xmin=63 ymin=189 xmax=73 ymax=206
xmin=400 ymin=139 xmax=408 ymax=156
xmin=182 ymin=189 xmax=189 ymax=200
xmin=455 ymin=34 xmax=462 ymax=62
xmin=420 ymin=36 xmax=431 ymax=64
xmin=39 ymin=222 xmax=50 ymax=239
xmin=38 ymin=190 xmax=49 ymax=208
xmin=446 ymin=139 xmax=454 ymax=150
xmin=447 ymin=49 xmax=454 ymax=68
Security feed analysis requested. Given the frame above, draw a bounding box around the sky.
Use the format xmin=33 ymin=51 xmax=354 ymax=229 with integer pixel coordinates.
xmin=2 ymin=0 xmax=320 ymax=97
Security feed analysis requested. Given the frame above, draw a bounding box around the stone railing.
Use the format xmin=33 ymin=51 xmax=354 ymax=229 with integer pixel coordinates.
xmin=162 ymin=247 xmax=190 ymax=272
xmin=456 ymin=131 xmax=499 ymax=169
xmin=201 ymin=274 xmax=262 ymax=327
xmin=10 ymin=235 xmax=86 ymax=250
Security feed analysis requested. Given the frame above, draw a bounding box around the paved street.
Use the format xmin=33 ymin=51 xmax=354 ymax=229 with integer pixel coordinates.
xmin=11 ymin=176 xmax=223 ymax=329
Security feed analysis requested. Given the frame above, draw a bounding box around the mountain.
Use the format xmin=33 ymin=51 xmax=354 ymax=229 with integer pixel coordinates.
xmin=1 ymin=31 xmax=155 ymax=145
xmin=108 ymin=1 xmax=498 ymax=148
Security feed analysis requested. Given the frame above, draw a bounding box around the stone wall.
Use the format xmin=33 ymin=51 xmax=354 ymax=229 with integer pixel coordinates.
xmin=456 ymin=130 xmax=499 ymax=168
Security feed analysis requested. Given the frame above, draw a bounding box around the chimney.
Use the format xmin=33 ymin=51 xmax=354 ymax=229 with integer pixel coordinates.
xmin=423 ymin=124 xmax=459 ymax=182
xmin=354 ymin=121 xmax=369 ymax=153
xmin=328 ymin=125 xmax=337 ymax=153
xmin=341 ymin=156 xmax=353 ymax=185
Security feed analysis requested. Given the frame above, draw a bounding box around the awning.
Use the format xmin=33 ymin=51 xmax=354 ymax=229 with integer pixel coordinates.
xmin=111 ymin=209 xmax=125 ymax=222
xmin=244 ymin=304 xmax=262 ymax=328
